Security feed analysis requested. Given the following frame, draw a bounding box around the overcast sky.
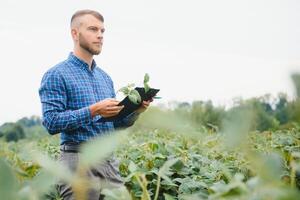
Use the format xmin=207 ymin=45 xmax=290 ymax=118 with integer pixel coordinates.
xmin=0 ymin=0 xmax=299 ymax=124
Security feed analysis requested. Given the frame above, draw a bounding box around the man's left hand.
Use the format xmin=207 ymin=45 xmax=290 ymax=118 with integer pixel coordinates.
xmin=136 ymin=99 xmax=153 ymax=114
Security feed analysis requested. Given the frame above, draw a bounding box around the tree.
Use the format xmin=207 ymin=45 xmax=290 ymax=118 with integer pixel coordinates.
xmin=17 ymin=116 xmax=42 ymax=127
xmin=0 ymin=123 xmax=25 ymax=142
xmin=190 ymin=100 xmax=225 ymax=130
xmin=224 ymin=97 xmax=279 ymax=132
xmin=292 ymin=73 xmax=300 ymax=98
xmin=274 ymin=93 xmax=289 ymax=124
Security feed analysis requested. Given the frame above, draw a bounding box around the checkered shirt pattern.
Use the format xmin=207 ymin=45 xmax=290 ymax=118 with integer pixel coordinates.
xmin=39 ymin=53 xmax=138 ymax=144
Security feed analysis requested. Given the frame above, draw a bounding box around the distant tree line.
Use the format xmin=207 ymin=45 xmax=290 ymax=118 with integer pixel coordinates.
xmin=170 ymin=73 xmax=300 ymax=132
xmin=172 ymin=93 xmax=300 ymax=132
xmin=1 ymin=74 xmax=300 ymax=142
xmin=0 ymin=116 xmax=46 ymax=142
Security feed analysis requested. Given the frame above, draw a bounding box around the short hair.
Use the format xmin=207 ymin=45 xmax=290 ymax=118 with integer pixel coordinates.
xmin=71 ymin=9 xmax=104 ymax=26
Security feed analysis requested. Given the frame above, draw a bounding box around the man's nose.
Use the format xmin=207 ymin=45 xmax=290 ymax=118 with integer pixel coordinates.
xmin=97 ymin=31 xmax=103 ymax=39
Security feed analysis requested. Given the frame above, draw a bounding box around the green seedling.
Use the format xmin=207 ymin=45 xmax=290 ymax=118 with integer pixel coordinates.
xmin=118 ymin=73 xmax=155 ymax=104
xmin=117 ymin=83 xmax=141 ymax=105
xmin=144 ymin=73 xmax=150 ymax=93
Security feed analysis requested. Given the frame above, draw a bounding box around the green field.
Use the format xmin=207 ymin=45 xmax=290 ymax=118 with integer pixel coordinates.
xmin=2 ymin=80 xmax=300 ymax=200
xmin=1 ymin=104 xmax=300 ymax=199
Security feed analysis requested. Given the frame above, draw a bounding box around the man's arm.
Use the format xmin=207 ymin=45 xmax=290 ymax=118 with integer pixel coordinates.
xmin=39 ymin=70 xmax=92 ymax=135
xmin=39 ymin=70 xmax=124 ymax=134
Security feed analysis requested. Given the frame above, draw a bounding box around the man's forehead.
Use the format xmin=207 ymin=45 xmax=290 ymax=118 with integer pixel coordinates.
xmin=74 ymin=14 xmax=104 ymax=28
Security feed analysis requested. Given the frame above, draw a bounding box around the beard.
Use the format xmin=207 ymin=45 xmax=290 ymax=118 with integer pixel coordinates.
xmin=79 ymin=33 xmax=101 ymax=55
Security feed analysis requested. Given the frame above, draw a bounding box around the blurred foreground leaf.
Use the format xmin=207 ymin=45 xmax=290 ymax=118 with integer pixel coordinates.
xmin=0 ymin=158 xmax=18 ymax=200
xmin=102 ymin=186 xmax=131 ymax=200
xmin=80 ymin=130 xmax=128 ymax=168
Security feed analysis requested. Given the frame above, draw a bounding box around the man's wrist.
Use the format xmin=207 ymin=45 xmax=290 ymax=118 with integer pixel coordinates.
xmin=77 ymin=107 xmax=93 ymax=125
xmin=89 ymin=104 xmax=98 ymax=118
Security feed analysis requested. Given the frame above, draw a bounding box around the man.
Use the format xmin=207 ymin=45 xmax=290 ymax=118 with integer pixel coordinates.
xmin=39 ymin=9 xmax=151 ymax=199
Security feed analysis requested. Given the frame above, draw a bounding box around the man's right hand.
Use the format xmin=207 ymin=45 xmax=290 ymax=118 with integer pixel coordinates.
xmin=89 ymin=98 xmax=124 ymax=118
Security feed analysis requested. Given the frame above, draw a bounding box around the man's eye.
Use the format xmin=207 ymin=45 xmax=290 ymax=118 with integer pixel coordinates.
xmin=89 ymin=27 xmax=98 ymax=31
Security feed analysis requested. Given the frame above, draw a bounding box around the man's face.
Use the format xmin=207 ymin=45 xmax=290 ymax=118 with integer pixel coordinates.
xmin=75 ymin=14 xmax=105 ymax=55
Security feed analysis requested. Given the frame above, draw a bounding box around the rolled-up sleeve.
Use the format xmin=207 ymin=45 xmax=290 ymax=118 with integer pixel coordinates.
xmin=39 ymin=70 xmax=92 ymax=135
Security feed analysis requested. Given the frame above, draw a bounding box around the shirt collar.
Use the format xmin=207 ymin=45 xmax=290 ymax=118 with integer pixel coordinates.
xmin=68 ymin=52 xmax=97 ymax=71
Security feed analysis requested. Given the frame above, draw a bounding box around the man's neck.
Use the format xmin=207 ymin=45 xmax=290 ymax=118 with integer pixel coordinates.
xmin=73 ymin=48 xmax=93 ymax=68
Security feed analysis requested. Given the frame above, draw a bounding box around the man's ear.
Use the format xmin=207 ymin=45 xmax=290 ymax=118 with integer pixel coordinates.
xmin=71 ymin=28 xmax=79 ymax=41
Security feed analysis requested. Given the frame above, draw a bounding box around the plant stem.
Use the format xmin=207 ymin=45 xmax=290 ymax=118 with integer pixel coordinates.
xmin=134 ymin=174 xmax=151 ymax=200
xmin=154 ymin=175 xmax=161 ymax=200
xmin=290 ymin=154 xmax=296 ymax=188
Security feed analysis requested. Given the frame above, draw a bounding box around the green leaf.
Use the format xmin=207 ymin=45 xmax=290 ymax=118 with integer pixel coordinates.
xmin=118 ymin=87 xmax=130 ymax=96
xmin=178 ymin=178 xmax=207 ymax=195
xmin=128 ymin=161 xmax=138 ymax=173
xmin=80 ymin=131 xmax=127 ymax=167
xmin=127 ymin=83 xmax=136 ymax=88
xmin=128 ymin=94 xmax=138 ymax=104
xmin=144 ymin=83 xmax=150 ymax=93
xmin=102 ymin=186 xmax=132 ymax=200
xmin=0 ymin=158 xmax=18 ymax=200
xmin=144 ymin=73 xmax=150 ymax=83
xmin=31 ymin=169 xmax=56 ymax=191
xmin=158 ymin=158 xmax=179 ymax=183
xmin=144 ymin=73 xmax=150 ymax=93
xmin=117 ymin=83 xmax=135 ymax=96
xmin=209 ymin=181 xmax=227 ymax=193
xmin=128 ymin=90 xmax=141 ymax=104
xmin=246 ymin=176 xmax=260 ymax=190
xmin=164 ymin=193 xmax=176 ymax=200
xmin=233 ymin=173 xmax=245 ymax=182
xmin=33 ymin=152 xmax=73 ymax=183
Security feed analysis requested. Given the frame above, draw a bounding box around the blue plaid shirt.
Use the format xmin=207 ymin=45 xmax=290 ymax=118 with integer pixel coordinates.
xmin=39 ymin=53 xmax=138 ymax=144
